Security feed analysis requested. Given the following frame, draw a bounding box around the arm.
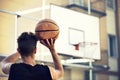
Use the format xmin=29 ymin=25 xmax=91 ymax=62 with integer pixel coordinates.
xmin=40 ymin=39 xmax=64 ymax=80
xmin=49 ymin=48 xmax=64 ymax=79
xmin=1 ymin=52 xmax=20 ymax=74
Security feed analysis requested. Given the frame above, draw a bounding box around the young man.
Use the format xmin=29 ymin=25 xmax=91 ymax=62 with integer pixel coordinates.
xmin=1 ymin=32 xmax=64 ymax=80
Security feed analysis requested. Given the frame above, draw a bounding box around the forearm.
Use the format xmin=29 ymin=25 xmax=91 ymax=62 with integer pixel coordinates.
xmin=1 ymin=52 xmax=20 ymax=74
xmin=50 ymin=49 xmax=64 ymax=74
xmin=2 ymin=52 xmax=20 ymax=64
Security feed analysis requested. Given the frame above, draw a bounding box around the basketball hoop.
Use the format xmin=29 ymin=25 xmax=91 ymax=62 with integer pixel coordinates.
xmin=72 ymin=42 xmax=97 ymax=50
xmin=72 ymin=42 xmax=98 ymax=59
xmin=79 ymin=42 xmax=98 ymax=59
xmin=73 ymin=43 xmax=80 ymax=50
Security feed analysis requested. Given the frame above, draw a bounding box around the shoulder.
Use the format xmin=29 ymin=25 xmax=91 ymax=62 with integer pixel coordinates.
xmin=48 ymin=66 xmax=63 ymax=80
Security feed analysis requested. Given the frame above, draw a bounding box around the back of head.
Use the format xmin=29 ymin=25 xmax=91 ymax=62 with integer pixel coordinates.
xmin=17 ymin=32 xmax=38 ymax=57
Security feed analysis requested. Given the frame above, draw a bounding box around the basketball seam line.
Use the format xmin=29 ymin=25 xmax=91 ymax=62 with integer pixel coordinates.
xmin=35 ymin=29 xmax=59 ymax=32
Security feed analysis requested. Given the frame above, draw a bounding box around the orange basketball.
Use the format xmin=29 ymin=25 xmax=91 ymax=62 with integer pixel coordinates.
xmin=35 ymin=19 xmax=59 ymax=40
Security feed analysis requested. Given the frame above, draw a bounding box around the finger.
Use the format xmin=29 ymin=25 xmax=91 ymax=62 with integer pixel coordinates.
xmin=50 ymin=38 xmax=56 ymax=44
xmin=40 ymin=40 xmax=44 ymax=44
xmin=40 ymin=40 xmax=47 ymax=46
xmin=40 ymin=39 xmax=50 ymax=47
xmin=53 ymin=38 xmax=56 ymax=44
xmin=48 ymin=38 xmax=52 ymax=45
xmin=46 ymin=39 xmax=50 ymax=46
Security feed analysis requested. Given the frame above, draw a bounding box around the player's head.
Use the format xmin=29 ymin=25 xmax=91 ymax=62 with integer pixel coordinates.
xmin=17 ymin=32 xmax=38 ymax=57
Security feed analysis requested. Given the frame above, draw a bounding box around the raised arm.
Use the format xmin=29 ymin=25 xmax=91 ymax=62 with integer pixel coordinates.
xmin=1 ymin=52 xmax=20 ymax=74
xmin=40 ymin=39 xmax=64 ymax=80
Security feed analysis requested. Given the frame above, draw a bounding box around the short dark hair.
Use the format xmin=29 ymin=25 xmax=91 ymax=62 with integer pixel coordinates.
xmin=17 ymin=32 xmax=38 ymax=57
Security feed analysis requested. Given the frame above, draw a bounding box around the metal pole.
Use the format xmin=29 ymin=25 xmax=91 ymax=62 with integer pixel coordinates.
xmin=0 ymin=9 xmax=39 ymax=21
xmin=88 ymin=0 xmax=91 ymax=14
xmin=89 ymin=60 xmax=93 ymax=80
xmin=88 ymin=0 xmax=92 ymax=79
xmin=14 ymin=15 xmax=18 ymax=51
xmin=0 ymin=9 xmax=16 ymax=15
xmin=42 ymin=0 xmax=46 ymax=19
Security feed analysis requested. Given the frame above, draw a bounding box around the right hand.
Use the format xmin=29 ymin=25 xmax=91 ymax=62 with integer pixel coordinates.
xmin=40 ymin=38 xmax=56 ymax=50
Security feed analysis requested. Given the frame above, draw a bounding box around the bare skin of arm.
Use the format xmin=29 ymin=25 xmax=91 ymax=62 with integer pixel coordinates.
xmin=1 ymin=52 xmax=20 ymax=74
xmin=40 ymin=38 xmax=64 ymax=80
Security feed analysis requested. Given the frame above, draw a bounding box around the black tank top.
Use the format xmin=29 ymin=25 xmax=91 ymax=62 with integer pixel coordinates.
xmin=8 ymin=63 xmax=52 ymax=80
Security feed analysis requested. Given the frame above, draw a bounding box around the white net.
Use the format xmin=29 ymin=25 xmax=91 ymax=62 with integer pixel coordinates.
xmin=75 ymin=42 xmax=98 ymax=59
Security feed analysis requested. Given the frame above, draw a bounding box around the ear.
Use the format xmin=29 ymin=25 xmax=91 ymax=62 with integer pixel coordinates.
xmin=33 ymin=48 xmax=37 ymax=54
xmin=17 ymin=48 xmax=20 ymax=52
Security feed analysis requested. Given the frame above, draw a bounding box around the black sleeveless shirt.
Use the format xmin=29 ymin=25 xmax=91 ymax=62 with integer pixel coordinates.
xmin=8 ymin=63 xmax=52 ymax=80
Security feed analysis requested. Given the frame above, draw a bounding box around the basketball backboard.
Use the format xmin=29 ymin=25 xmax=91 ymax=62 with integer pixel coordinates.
xmin=50 ymin=5 xmax=101 ymax=60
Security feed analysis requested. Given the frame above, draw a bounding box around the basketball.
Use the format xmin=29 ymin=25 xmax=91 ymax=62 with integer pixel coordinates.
xmin=35 ymin=19 xmax=59 ymax=40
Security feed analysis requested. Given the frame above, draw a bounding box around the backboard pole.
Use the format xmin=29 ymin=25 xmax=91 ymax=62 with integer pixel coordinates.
xmin=88 ymin=0 xmax=91 ymax=14
xmin=88 ymin=0 xmax=93 ymax=80
xmin=89 ymin=60 xmax=93 ymax=80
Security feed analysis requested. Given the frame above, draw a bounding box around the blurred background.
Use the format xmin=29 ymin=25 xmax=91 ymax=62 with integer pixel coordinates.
xmin=0 ymin=0 xmax=120 ymax=80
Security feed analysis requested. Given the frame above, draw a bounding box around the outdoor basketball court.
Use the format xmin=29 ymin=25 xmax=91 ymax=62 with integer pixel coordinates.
xmin=0 ymin=4 xmax=101 ymax=80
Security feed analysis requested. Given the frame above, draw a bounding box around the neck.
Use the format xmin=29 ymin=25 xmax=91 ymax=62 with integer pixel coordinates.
xmin=22 ymin=55 xmax=36 ymax=66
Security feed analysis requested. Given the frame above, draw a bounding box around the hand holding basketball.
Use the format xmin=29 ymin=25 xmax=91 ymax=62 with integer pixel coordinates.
xmin=40 ymin=38 xmax=56 ymax=50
